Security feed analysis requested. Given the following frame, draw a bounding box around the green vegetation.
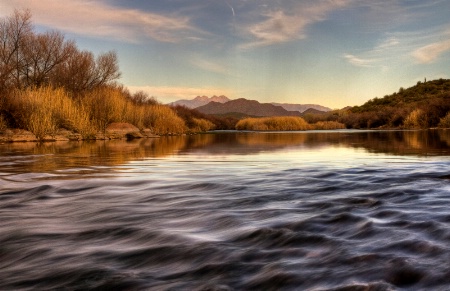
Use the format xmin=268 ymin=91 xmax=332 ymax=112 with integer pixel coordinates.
xmin=299 ymin=79 xmax=450 ymax=129
xmin=338 ymin=79 xmax=450 ymax=129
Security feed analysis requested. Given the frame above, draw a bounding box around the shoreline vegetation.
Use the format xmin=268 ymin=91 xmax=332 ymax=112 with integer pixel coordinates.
xmin=0 ymin=10 xmax=449 ymax=143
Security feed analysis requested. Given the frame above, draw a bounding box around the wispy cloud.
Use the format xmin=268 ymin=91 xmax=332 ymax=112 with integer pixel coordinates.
xmin=240 ymin=0 xmax=352 ymax=49
xmin=344 ymin=54 xmax=375 ymax=67
xmin=343 ymin=35 xmax=401 ymax=69
xmin=128 ymin=86 xmax=233 ymax=103
xmin=2 ymin=0 xmax=197 ymax=43
xmin=375 ymin=37 xmax=400 ymax=50
xmin=412 ymin=39 xmax=450 ymax=64
xmin=343 ymin=29 xmax=442 ymax=69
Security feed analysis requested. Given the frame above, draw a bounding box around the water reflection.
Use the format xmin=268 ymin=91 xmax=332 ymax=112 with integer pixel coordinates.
xmin=0 ymin=130 xmax=449 ymax=175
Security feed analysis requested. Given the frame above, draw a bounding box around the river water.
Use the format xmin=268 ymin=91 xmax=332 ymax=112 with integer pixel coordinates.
xmin=1 ymin=130 xmax=450 ymax=290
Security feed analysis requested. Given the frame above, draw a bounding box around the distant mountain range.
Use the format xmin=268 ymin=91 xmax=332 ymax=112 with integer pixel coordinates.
xmin=194 ymin=98 xmax=333 ymax=118
xmin=169 ymin=95 xmax=230 ymax=109
xmin=169 ymin=96 xmax=332 ymax=117
xmin=271 ymin=102 xmax=331 ymax=113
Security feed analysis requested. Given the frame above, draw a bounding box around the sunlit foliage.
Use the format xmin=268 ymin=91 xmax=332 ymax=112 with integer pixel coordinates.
xmin=236 ymin=116 xmax=311 ymax=131
xmin=312 ymin=121 xmax=346 ymax=130
xmin=8 ymin=87 xmax=94 ymax=139
xmin=438 ymin=112 xmax=450 ymax=128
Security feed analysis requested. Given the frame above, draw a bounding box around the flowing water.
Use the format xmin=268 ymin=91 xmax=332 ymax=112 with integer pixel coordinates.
xmin=1 ymin=130 xmax=450 ymax=290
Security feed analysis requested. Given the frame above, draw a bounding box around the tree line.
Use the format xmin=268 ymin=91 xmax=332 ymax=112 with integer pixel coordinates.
xmin=0 ymin=9 xmax=219 ymax=138
xmin=0 ymin=9 xmax=120 ymax=95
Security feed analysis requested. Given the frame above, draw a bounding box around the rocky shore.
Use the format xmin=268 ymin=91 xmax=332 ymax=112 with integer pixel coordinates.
xmin=0 ymin=123 xmax=159 ymax=143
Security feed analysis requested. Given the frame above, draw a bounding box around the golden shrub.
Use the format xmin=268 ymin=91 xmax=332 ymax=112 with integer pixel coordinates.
xmin=438 ymin=112 xmax=450 ymax=128
xmin=312 ymin=121 xmax=346 ymax=130
xmin=236 ymin=116 xmax=310 ymax=131
xmin=190 ymin=118 xmax=215 ymax=132
xmin=403 ymin=109 xmax=427 ymax=129
xmin=9 ymin=87 xmax=96 ymax=139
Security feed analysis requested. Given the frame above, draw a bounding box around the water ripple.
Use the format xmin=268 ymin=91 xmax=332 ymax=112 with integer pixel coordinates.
xmin=1 ymin=132 xmax=450 ymax=290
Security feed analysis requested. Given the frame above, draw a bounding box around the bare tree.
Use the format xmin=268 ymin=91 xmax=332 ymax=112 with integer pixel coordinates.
xmin=21 ymin=31 xmax=76 ymax=87
xmin=52 ymin=50 xmax=121 ymax=93
xmin=94 ymin=51 xmax=121 ymax=87
xmin=0 ymin=9 xmax=32 ymax=92
xmin=1 ymin=9 xmax=121 ymax=95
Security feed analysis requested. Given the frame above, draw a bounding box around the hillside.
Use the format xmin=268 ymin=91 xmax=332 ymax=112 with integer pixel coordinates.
xmin=301 ymin=108 xmax=329 ymax=115
xmin=295 ymin=79 xmax=450 ymax=129
xmin=271 ymin=103 xmax=332 ymax=113
xmin=196 ymin=98 xmax=302 ymax=117
xmin=352 ymin=79 xmax=450 ymax=112
xmin=169 ymin=95 xmax=230 ymax=108
xmin=339 ymin=79 xmax=450 ymax=128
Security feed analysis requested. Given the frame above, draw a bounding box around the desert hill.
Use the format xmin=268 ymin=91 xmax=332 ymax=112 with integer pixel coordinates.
xmin=169 ymin=96 xmax=331 ymax=113
xmin=196 ymin=98 xmax=302 ymax=117
xmin=271 ymin=103 xmax=331 ymax=113
xmin=169 ymin=95 xmax=230 ymax=109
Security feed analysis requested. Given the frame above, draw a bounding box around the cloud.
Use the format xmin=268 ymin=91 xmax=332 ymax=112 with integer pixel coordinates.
xmin=376 ymin=37 xmax=400 ymax=50
xmin=241 ymin=0 xmax=352 ymax=48
xmin=127 ymin=86 xmax=233 ymax=103
xmin=412 ymin=40 xmax=450 ymax=63
xmin=2 ymin=0 xmax=197 ymax=43
xmin=344 ymin=54 xmax=375 ymax=67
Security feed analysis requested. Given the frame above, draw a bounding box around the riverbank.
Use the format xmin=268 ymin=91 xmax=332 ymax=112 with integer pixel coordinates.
xmin=0 ymin=122 xmax=160 ymax=143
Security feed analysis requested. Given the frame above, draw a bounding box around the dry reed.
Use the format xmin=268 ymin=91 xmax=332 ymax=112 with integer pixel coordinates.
xmin=312 ymin=121 xmax=346 ymax=130
xmin=236 ymin=116 xmax=311 ymax=131
xmin=9 ymin=87 xmax=95 ymax=139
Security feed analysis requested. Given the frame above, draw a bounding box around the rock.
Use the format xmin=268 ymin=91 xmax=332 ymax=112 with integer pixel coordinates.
xmin=42 ymin=135 xmax=70 ymax=142
xmin=0 ymin=124 xmax=159 ymax=142
xmin=105 ymin=122 xmax=142 ymax=139
xmin=126 ymin=131 xmax=144 ymax=139
xmin=94 ymin=133 xmax=108 ymax=140
xmin=141 ymin=128 xmax=159 ymax=138
xmin=6 ymin=129 xmax=38 ymax=142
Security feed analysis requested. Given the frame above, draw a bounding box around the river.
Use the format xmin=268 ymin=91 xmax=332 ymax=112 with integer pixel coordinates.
xmin=1 ymin=130 xmax=450 ymax=290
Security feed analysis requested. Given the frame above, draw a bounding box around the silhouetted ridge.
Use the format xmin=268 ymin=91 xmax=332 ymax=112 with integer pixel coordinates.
xmin=196 ymin=98 xmax=302 ymax=117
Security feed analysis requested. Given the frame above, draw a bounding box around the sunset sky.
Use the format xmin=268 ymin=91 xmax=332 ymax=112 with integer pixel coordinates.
xmin=1 ymin=0 xmax=449 ymax=108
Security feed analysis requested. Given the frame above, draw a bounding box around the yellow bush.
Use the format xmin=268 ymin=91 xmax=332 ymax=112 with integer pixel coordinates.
xmin=190 ymin=118 xmax=215 ymax=132
xmin=236 ymin=116 xmax=310 ymax=131
xmin=403 ymin=109 xmax=427 ymax=129
xmin=312 ymin=121 xmax=346 ymax=130
xmin=82 ymin=87 xmax=187 ymax=135
xmin=438 ymin=112 xmax=450 ymax=128
xmin=82 ymin=87 xmax=129 ymax=132
xmin=143 ymin=104 xmax=186 ymax=135
xmin=10 ymin=87 xmax=96 ymax=139
xmin=6 ymin=85 xmax=188 ymax=139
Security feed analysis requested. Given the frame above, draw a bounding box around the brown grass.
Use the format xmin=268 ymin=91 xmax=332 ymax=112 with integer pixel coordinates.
xmin=312 ymin=121 xmax=346 ymax=130
xmin=4 ymin=86 xmax=189 ymax=139
xmin=8 ymin=87 xmax=95 ymax=139
xmin=190 ymin=118 xmax=215 ymax=132
xmin=236 ymin=116 xmax=311 ymax=131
